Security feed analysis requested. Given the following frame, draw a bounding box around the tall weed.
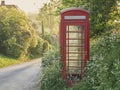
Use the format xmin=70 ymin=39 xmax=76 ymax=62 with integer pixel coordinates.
xmin=40 ymin=49 xmax=67 ymax=90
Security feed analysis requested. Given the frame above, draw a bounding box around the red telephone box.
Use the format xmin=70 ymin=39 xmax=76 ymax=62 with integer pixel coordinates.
xmin=60 ymin=8 xmax=89 ymax=85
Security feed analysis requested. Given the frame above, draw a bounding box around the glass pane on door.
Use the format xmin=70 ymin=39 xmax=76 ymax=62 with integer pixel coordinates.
xmin=66 ymin=25 xmax=84 ymax=74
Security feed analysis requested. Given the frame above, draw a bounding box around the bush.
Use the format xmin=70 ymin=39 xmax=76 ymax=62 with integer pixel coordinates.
xmin=29 ymin=38 xmax=44 ymax=58
xmin=41 ymin=33 xmax=58 ymax=46
xmin=40 ymin=49 xmax=67 ymax=90
xmin=42 ymin=40 xmax=52 ymax=53
xmin=67 ymin=31 xmax=120 ymax=90
xmin=40 ymin=61 xmax=67 ymax=90
xmin=29 ymin=37 xmax=52 ymax=58
xmin=0 ymin=7 xmax=37 ymax=58
xmin=42 ymin=49 xmax=60 ymax=67
xmin=84 ymin=32 xmax=120 ymax=90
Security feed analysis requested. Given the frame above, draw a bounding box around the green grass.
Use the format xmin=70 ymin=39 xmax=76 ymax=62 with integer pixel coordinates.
xmin=0 ymin=54 xmax=23 ymax=68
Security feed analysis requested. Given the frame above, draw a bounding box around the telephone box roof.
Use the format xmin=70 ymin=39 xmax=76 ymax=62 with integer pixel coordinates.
xmin=61 ymin=7 xmax=89 ymax=14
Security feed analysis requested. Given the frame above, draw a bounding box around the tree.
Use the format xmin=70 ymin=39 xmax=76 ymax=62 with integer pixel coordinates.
xmin=88 ymin=0 xmax=119 ymax=36
xmin=62 ymin=0 xmax=88 ymax=8
xmin=37 ymin=0 xmax=61 ymax=34
xmin=61 ymin=0 xmax=120 ymax=37
xmin=0 ymin=6 xmax=37 ymax=58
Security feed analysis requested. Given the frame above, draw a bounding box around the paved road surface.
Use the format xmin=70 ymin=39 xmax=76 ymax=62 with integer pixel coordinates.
xmin=0 ymin=59 xmax=41 ymax=90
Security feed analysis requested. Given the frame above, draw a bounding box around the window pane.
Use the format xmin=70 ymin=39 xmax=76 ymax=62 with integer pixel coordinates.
xmin=66 ymin=25 xmax=84 ymax=74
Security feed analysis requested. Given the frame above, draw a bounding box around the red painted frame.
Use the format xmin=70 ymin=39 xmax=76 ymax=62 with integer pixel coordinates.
xmin=60 ymin=8 xmax=89 ymax=85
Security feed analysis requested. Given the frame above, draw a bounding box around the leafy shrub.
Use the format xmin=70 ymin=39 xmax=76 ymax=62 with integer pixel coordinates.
xmin=66 ymin=31 xmax=120 ymax=90
xmin=85 ymin=32 xmax=120 ymax=90
xmin=29 ymin=38 xmax=44 ymax=58
xmin=30 ymin=37 xmax=52 ymax=58
xmin=42 ymin=49 xmax=60 ymax=67
xmin=42 ymin=40 xmax=52 ymax=53
xmin=41 ymin=33 xmax=58 ymax=46
xmin=40 ymin=61 xmax=67 ymax=90
xmin=0 ymin=7 xmax=37 ymax=58
xmin=40 ymin=49 xmax=67 ymax=90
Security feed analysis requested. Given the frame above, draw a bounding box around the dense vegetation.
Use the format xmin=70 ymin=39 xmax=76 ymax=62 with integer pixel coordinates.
xmin=0 ymin=6 xmax=37 ymax=59
xmin=40 ymin=49 xmax=67 ymax=90
xmin=40 ymin=30 xmax=120 ymax=90
xmin=39 ymin=0 xmax=120 ymax=90
xmin=69 ymin=30 xmax=120 ymax=90
xmin=0 ymin=6 xmax=54 ymax=68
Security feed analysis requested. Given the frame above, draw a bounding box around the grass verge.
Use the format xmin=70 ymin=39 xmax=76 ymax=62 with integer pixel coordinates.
xmin=0 ymin=54 xmax=24 ymax=68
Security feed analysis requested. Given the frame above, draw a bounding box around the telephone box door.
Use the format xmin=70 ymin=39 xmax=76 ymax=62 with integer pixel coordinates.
xmin=63 ymin=22 xmax=87 ymax=81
